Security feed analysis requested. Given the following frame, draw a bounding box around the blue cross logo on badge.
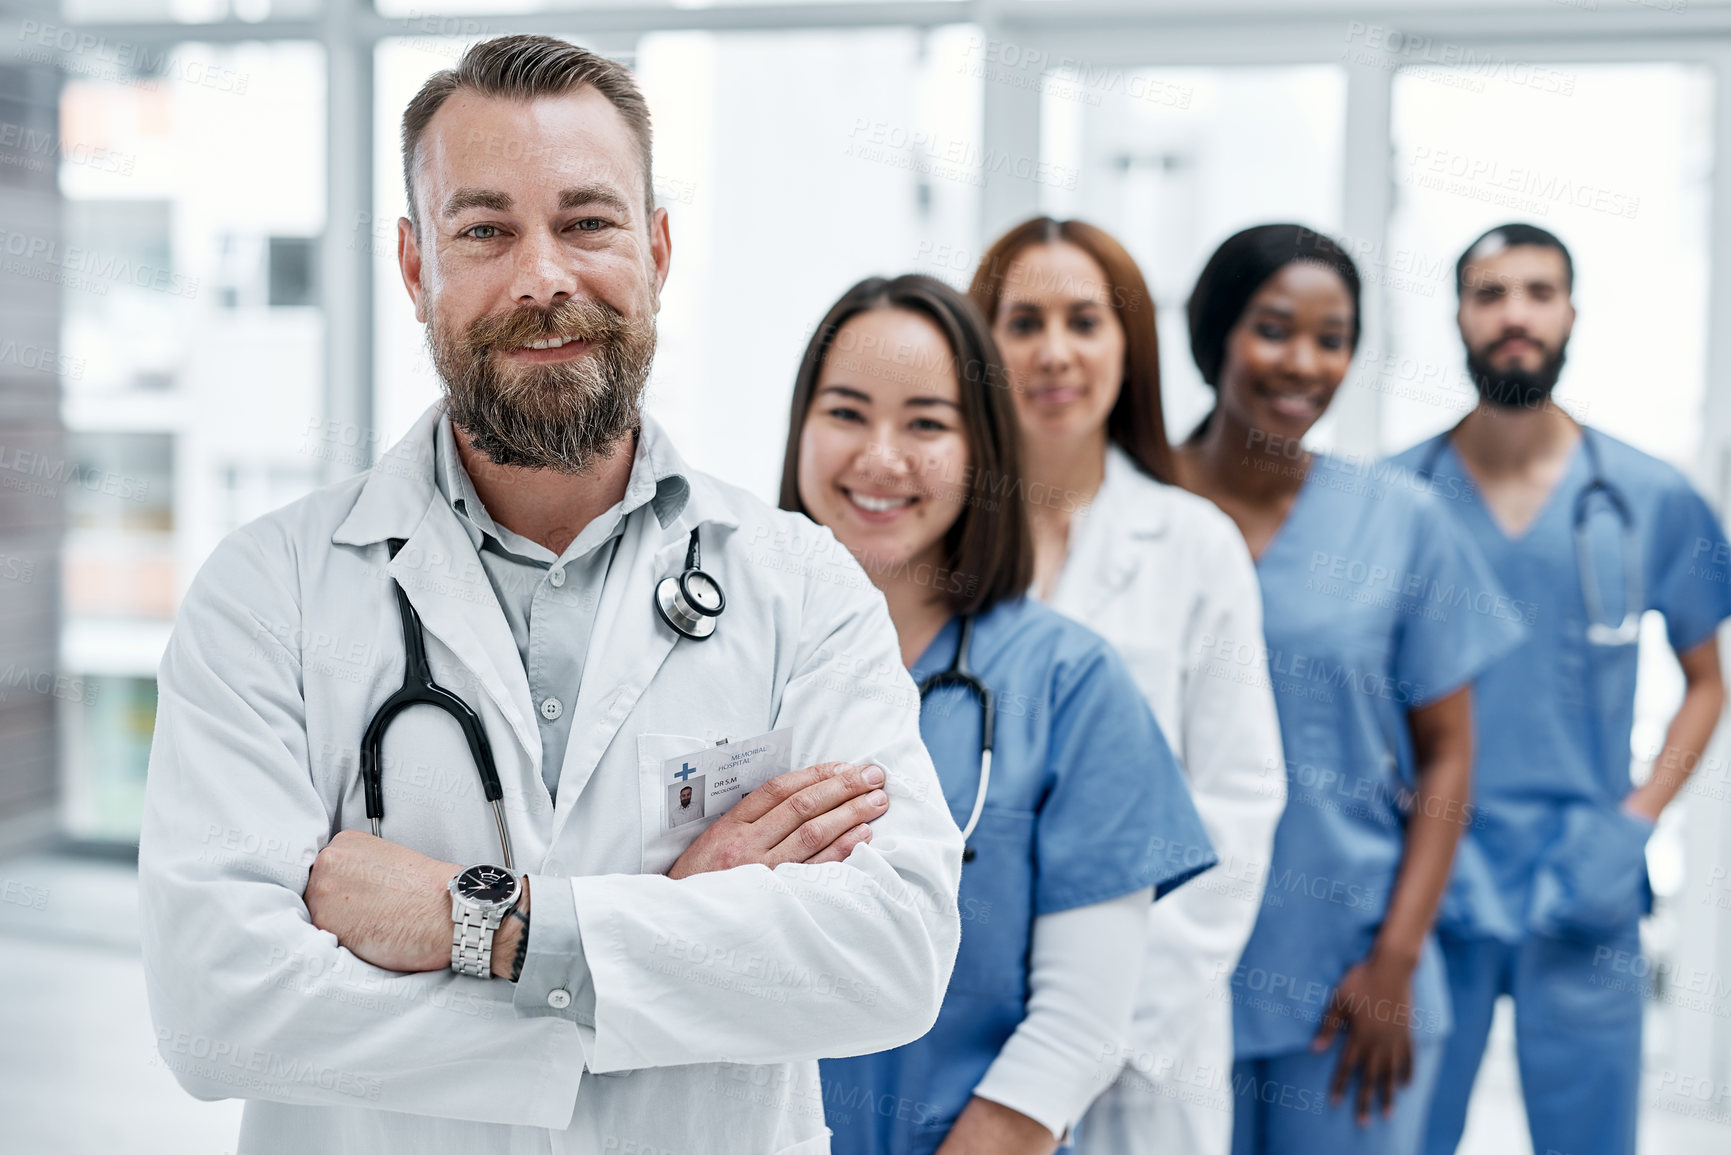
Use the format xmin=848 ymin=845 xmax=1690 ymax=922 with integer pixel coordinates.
xmin=674 ymin=762 xmax=700 ymax=782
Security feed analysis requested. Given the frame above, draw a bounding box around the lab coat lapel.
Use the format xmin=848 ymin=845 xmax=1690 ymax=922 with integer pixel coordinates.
xmin=386 ymin=497 xmax=543 ymax=766
xmin=1055 ymin=447 xmax=1159 ymax=604
xmin=549 ymin=519 xmax=688 ymax=836
xmin=331 ymin=403 xmax=542 ymax=766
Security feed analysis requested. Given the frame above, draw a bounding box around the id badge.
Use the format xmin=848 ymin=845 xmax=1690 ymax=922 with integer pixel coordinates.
xmin=661 ymin=729 xmax=793 ymax=832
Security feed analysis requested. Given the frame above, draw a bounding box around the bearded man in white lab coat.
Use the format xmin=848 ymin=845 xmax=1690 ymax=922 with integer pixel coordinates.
xmin=137 ymin=34 xmax=962 ymax=1155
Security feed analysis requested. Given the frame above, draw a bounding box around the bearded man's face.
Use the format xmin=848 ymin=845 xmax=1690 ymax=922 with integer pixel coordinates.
xmin=1457 ymin=244 xmax=1575 ymax=412
xmin=397 ymin=85 xmax=672 ymax=471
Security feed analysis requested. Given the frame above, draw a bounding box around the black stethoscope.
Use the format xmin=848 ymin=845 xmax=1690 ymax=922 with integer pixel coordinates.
xmin=360 ymin=528 xmax=726 ymax=865
xmin=1416 ymin=426 xmax=1641 ymax=645
xmin=917 ymin=615 xmax=994 ymax=862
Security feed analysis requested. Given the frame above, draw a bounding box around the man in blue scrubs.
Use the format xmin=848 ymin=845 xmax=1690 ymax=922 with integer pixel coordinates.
xmin=1391 ymin=224 xmax=1731 ymax=1155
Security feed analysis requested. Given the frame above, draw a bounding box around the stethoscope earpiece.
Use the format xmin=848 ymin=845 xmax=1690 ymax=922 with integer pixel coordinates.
xmin=655 ymin=528 xmax=726 ymax=641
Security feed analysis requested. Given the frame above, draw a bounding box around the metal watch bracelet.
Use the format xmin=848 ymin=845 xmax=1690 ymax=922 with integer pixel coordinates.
xmin=451 ymin=902 xmax=501 ymax=978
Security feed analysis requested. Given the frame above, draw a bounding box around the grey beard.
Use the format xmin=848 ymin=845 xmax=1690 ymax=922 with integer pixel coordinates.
xmin=430 ymin=298 xmax=657 ymax=474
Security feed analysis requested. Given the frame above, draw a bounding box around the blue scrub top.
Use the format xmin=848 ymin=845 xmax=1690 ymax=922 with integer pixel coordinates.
xmin=1230 ymin=454 xmax=1525 ymax=1060
xmin=1391 ymin=430 xmax=1731 ymax=941
xmin=820 ymin=596 xmax=1215 ymax=1155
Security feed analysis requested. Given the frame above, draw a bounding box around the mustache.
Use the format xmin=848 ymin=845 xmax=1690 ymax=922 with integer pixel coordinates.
xmin=463 ymin=297 xmax=628 ymax=354
xmin=1487 ymin=332 xmax=1545 ymax=357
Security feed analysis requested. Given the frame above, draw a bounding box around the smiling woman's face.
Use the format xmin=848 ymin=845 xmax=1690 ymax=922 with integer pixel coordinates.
xmin=796 ymin=307 xmax=971 ymax=576
xmin=991 ymin=241 xmax=1126 ymax=449
xmin=1215 ymin=261 xmax=1357 ymax=445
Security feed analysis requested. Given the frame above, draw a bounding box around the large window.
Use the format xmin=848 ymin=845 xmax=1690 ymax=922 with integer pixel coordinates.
xmin=373 ymin=26 xmax=984 ymax=502
xmin=56 ymin=41 xmax=327 ymax=839
xmin=21 ymin=6 xmax=1731 ymax=1153
xmin=1384 ymin=62 xmax=1712 ymax=464
xmin=1039 ymin=64 xmax=1346 ymax=439
xmin=1384 ymin=59 xmax=1719 ymax=1150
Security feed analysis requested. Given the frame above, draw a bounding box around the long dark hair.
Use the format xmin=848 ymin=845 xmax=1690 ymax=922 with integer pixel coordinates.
xmin=1187 ymin=225 xmax=1362 ymax=438
xmin=969 ymin=217 xmax=1175 ymax=485
xmin=779 ymin=274 xmax=1033 ymax=617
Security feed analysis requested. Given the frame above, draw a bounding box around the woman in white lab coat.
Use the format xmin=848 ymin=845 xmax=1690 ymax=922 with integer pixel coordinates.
xmin=970 ymin=218 xmax=1287 ymax=1155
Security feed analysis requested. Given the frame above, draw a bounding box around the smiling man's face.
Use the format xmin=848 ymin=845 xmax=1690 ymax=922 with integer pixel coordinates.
xmin=397 ymin=85 xmax=671 ymax=472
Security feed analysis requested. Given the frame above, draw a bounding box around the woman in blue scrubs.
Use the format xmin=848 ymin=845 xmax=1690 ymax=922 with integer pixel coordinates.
xmin=780 ymin=274 xmax=1215 ymax=1155
xmin=1171 ymin=226 xmax=1525 ymax=1154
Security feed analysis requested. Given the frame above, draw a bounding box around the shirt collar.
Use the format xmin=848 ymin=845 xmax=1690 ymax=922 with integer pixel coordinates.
xmin=334 ymin=402 xmax=731 ymax=551
xmin=433 ymin=414 xmax=691 ymax=563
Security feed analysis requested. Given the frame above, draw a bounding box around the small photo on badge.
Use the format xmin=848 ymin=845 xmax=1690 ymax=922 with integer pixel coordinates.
xmin=667 ymin=778 xmax=706 ymax=829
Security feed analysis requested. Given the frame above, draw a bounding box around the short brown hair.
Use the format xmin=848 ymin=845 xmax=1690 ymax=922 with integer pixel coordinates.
xmin=969 ymin=217 xmax=1176 ymax=486
xmin=779 ymin=275 xmax=1034 ymax=617
xmin=400 ymin=34 xmax=655 ymax=232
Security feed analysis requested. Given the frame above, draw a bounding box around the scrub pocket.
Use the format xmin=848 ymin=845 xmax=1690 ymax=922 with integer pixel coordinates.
xmin=947 ymin=807 xmax=1036 ymax=1002
xmin=1525 ymin=802 xmax=1655 ymax=940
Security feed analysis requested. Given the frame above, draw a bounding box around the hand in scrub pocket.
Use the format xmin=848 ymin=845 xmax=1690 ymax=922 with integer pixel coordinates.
xmin=1526 ymin=802 xmax=1655 ymax=939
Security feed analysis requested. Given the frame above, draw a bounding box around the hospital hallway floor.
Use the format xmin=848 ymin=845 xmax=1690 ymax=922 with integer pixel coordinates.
xmin=2 ymin=850 xmax=1729 ymax=1154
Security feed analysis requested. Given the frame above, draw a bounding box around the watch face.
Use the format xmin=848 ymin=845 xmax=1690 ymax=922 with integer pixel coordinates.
xmin=457 ymin=865 xmax=517 ymax=904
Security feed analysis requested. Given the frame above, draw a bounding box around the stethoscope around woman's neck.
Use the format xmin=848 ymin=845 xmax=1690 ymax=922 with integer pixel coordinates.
xmin=917 ymin=615 xmax=995 ymax=863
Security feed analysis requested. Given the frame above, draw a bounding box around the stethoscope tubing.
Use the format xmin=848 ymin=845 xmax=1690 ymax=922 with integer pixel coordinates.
xmin=361 ymin=539 xmax=520 ymax=869
xmin=917 ymin=615 xmax=995 ymax=856
xmin=1417 ymin=426 xmax=1641 ymax=644
xmin=360 ymin=527 xmax=727 ymax=870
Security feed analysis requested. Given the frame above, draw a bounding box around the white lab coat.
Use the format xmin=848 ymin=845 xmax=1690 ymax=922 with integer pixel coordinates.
xmin=1046 ymin=447 xmax=1286 ymax=1155
xmin=137 ymin=404 xmax=963 ymax=1155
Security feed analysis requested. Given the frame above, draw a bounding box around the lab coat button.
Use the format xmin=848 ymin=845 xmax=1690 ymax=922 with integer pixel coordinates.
xmin=547 ymin=988 xmax=573 ymax=1010
xmin=548 ymin=568 xmax=565 ymax=588
xmin=540 ymin=697 xmax=563 ymax=721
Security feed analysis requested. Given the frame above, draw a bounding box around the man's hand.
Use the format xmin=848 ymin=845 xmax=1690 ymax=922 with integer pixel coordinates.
xmin=668 ymin=761 xmax=889 ymax=880
xmin=305 ymin=830 xmax=465 ymax=973
xmin=1312 ymin=954 xmax=1417 ymax=1125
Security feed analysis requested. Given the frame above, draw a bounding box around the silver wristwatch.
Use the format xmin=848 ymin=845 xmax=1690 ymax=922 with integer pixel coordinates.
xmin=448 ymin=864 xmax=522 ymax=978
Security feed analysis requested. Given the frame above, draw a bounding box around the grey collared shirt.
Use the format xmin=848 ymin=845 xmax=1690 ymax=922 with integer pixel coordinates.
xmin=432 ymin=415 xmax=689 ymax=1025
xmin=432 ymin=417 xmax=688 ymax=801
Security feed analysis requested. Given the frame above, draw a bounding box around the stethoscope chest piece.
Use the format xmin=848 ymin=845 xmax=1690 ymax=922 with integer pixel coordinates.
xmin=655 ymin=528 xmax=726 ymax=641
